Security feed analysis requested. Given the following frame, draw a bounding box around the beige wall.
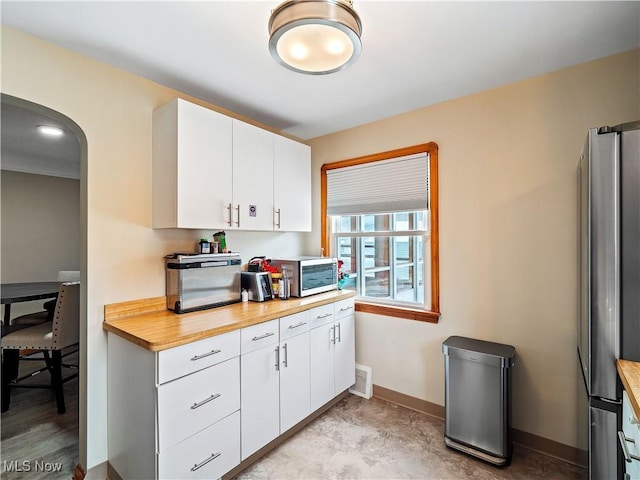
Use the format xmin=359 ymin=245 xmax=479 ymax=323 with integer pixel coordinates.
xmin=1 ymin=171 xmax=81 ymax=317
xmin=308 ymin=49 xmax=640 ymax=450
xmin=0 ymin=26 xmax=308 ymax=472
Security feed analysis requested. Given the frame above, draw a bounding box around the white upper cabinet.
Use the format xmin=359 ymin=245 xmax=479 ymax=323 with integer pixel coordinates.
xmin=153 ymin=98 xmax=233 ymax=229
xmin=153 ymin=98 xmax=311 ymax=231
xmin=274 ymin=135 xmax=311 ymax=232
xmin=232 ymin=120 xmax=274 ymax=231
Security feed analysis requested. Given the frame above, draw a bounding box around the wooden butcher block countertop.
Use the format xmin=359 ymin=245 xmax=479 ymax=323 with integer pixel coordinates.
xmin=617 ymin=359 xmax=640 ymax=421
xmin=103 ymin=290 xmax=356 ymax=352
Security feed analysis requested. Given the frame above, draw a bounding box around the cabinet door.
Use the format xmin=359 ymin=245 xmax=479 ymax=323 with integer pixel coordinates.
xmin=241 ymin=344 xmax=280 ymax=460
xmin=232 ymin=120 xmax=274 ymax=230
xmin=310 ymin=323 xmax=336 ymax=411
xmin=280 ymin=332 xmax=311 ymax=433
xmin=273 ymin=135 xmax=311 ymax=232
xmin=152 ymin=98 xmax=233 ymax=229
xmin=334 ymin=315 xmax=356 ymax=394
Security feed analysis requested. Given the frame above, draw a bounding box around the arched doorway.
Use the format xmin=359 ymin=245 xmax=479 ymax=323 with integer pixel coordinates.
xmin=1 ymin=93 xmax=88 ymax=476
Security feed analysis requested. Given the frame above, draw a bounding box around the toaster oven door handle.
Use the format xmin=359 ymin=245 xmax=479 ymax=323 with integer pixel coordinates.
xmin=190 ymin=349 xmax=222 ymax=362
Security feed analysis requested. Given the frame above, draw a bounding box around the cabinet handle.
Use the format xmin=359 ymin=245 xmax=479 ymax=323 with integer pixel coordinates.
xmin=618 ymin=431 xmax=640 ymax=463
xmin=275 ymin=346 xmax=280 ymax=371
xmin=317 ymin=313 xmax=332 ymax=319
xmin=190 ymin=349 xmax=221 ymax=362
xmin=252 ymin=332 xmax=275 ymax=341
xmin=190 ymin=393 xmax=221 ymax=410
xmin=336 ymin=322 xmax=341 ymax=343
xmin=191 ymin=452 xmax=221 ymax=472
xmin=288 ymin=321 xmax=307 ymax=329
xmin=339 ymin=306 xmax=353 ymax=312
xmin=275 ymin=208 xmax=281 ymax=229
xmin=330 ymin=325 xmax=335 ymax=344
xmin=235 ymin=204 xmax=240 ymax=227
xmin=227 ymin=203 xmax=233 ymax=227
xmin=282 ymin=343 xmax=288 ymax=368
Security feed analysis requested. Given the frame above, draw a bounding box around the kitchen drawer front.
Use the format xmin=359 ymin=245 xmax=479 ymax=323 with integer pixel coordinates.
xmin=280 ymin=310 xmax=311 ymax=340
xmin=623 ymin=391 xmax=640 ymax=450
xmin=334 ymin=297 xmax=355 ymax=320
xmin=157 ymin=357 xmax=240 ymax=452
xmin=158 ymin=410 xmax=240 ymax=480
xmin=157 ymin=330 xmax=240 ymax=384
xmin=241 ymin=319 xmax=279 ymax=354
xmin=309 ymin=304 xmax=335 ymax=329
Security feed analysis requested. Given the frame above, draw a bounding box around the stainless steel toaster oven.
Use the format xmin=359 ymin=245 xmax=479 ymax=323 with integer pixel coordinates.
xmin=165 ymin=252 xmax=242 ymax=313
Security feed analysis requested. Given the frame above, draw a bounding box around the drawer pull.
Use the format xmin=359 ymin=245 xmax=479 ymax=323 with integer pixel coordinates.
xmin=190 ymin=393 xmax=221 ymax=410
xmin=190 ymin=349 xmax=221 ymax=362
xmin=618 ymin=431 xmax=640 ymax=463
xmin=317 ymin=313 xmax=332 ymax=319
xmin=336 ymin=322 xmax=341 ymax=342
xmin=339 ymin=306 xmax=353 ymax=312
xmin=330 ymin=325 xmax=336 ymax=344
xmin=191 ymin=452 xmax=221 ymax=472
xmin=252 ymin=332 xmax=275 ymax=341
xmin=282 ymin=343 xmax=288 ymax=368
xmin=288 ymin=321 xmax=307 ymax=329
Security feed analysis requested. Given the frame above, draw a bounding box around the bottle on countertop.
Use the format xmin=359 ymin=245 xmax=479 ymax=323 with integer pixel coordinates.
xmin=199 ymin=238 xmax=211 ymax=254
xmin=241 ymin=289 xmax=249 ymax=302
xmin=279 ymin=266 xmax=290 ymax=300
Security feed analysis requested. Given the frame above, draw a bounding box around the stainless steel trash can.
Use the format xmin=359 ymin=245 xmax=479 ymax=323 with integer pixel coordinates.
xmin=442 ymin=336 xmax=515 ymax=466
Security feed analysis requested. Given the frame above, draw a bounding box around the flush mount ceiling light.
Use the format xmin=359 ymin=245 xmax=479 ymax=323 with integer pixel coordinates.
xmin=37 ymin=125 xmax=64 ymax=137
xmin=268 ymin=0 xmax=362 ymax=75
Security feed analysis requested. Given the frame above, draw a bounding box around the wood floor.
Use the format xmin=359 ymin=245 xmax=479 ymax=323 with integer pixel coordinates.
xmin=0 ymin=351 xmax=79 ymax=480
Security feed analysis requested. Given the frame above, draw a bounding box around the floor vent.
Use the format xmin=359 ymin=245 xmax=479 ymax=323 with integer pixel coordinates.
xmin=349 ymin=364 xmax=373 ymax=399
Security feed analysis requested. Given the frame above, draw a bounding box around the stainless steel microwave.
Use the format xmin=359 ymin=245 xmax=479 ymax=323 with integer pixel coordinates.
xmin=270 ymin=257 xmax=337 ymax=297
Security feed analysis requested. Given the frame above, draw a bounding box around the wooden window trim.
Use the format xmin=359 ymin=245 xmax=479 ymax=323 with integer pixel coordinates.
xmin=321 ymin=142 xmax=440 ymax=322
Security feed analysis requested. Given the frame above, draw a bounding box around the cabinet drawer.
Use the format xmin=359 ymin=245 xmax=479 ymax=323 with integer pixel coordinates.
xmin=157 ymin=330 xmax=240 ymax=384
xmin=309 ymin=304 xmax=335 ymax=329
xmin=334 ymin=297 xmax=355 ymax=319
xmin=280 ymin=310 xmax=311 ymax=340
xmin=623 ymin=391 xmax=640 ymax=450
xmin=158 ymin=410 xmax=240 ymax=480
xmin=157 ymin=357 xmax=240 ymax=452
xmin=241 ymin=319 xmax=279 ymax=354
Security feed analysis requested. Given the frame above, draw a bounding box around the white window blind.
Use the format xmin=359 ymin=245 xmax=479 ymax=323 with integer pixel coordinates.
xmin=326 ymin=152 xmax=429 ymax=216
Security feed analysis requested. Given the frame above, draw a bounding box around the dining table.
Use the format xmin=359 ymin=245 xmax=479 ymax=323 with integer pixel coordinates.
xmin=1 ymin=281 xmax=61 ymax=325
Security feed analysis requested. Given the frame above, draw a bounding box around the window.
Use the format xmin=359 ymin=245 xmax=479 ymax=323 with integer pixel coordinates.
xmin=321 ymin=143 xmax=440 ymax=323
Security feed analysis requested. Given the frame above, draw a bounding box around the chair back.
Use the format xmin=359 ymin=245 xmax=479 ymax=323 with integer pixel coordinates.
xmin=57 ymin=270 xmax=80 ymax=282
xmin=51 ymin=282 xmax=80 ymax=349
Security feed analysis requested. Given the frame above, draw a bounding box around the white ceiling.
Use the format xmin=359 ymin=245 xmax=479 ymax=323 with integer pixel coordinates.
xmin=1 ymin=1 xmax=639 ymax=176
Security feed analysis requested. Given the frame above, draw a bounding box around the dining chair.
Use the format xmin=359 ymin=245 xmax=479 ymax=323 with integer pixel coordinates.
xmin=12 ymin=270 xmax=80 ymax=326
xmin=1 ymin=281 xmax=80 ymax=414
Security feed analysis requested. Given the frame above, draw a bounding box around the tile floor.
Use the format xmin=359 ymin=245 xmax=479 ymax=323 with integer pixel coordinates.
xmin=236 ymin=395 xmax=587 ymax=480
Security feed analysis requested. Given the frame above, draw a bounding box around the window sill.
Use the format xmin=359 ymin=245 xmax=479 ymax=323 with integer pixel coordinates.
xmin=355 ymin=301 xmax=440 ymax=323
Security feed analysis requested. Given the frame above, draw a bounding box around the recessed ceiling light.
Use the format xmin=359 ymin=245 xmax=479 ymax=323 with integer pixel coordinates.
xmin=37 ymin=125 xmax=64 ymax=137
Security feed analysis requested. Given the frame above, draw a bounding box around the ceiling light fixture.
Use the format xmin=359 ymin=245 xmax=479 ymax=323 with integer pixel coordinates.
xmin=37 ymin=125 xmax=64 ymax=137
xmin=268 ymin=0 xmax=362 ymax=75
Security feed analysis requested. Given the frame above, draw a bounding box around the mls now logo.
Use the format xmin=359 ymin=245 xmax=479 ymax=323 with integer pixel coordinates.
xmin=2 ymin=460 xmax=63 ymax=473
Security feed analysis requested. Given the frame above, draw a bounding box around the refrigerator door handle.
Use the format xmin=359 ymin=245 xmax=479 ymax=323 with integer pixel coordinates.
xmin=598 ymin=397 xmax=622 ymax=406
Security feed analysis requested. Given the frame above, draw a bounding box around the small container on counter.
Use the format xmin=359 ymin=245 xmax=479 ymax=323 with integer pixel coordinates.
xmin=279 ymin=266 xmax=290 ymax=300
xmin=241 ymin=289 xmax=249 ymax=302
xmin=199 ymin=238 xmax=211 ymax=254
xmin=271 ymin=273 xmax=282 ymax=298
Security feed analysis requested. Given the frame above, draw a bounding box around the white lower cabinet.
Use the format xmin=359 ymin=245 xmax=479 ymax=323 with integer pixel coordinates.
xmin=279 ymin=311 xmax=311 ymax=433
xmin=622 ymin=390 xmax=640 ymax=480
xmin=310 ymin=299 xmax=356 ymax=411
xmin=240 ymin=319 xmax=281 ymax=460
xmin=108 ymin=296 xmax=354 ymax=479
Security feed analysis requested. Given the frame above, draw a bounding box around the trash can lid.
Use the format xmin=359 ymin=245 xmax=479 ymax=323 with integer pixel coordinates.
xmin=442 ymin=336 xmax=515 ymax=367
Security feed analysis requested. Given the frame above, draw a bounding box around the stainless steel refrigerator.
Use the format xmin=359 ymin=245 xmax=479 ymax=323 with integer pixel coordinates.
xmin=578 ymin=120 xmax=640 ymax=480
